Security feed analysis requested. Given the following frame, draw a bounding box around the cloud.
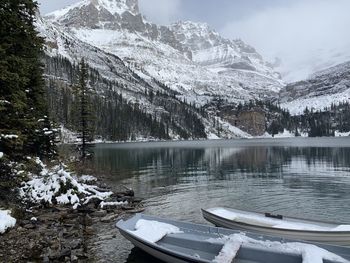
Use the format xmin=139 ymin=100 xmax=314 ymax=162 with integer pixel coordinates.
xmin=37 ymin=0 xmax=81 ymax=14
xmin=139 ymin=0 xmax=182 ymax=25
xmin=221 ymin=0 xmax=350 ymax=81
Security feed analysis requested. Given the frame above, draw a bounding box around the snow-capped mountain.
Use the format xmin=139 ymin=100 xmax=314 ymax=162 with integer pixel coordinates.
xmin=38 ymin=0 xmax=350 ymax=138
xmin=45 ymin=0 xmax=283 ymax=104
xmin=280 ymin=61 xmax=350 ymax=115
xmin=36 ymin=13 xmax=151 ymax=96
xmin=36 ymin=12 xmax=254 ymax=139
xmin=170 ymin=21 xmax=280 ymax=79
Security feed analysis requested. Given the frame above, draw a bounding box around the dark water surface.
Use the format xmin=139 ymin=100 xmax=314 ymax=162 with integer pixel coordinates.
xmin=89 ymin=137 xmax=350 ymax=262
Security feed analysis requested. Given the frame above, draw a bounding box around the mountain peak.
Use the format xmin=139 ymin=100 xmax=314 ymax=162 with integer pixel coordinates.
xmin=46 ymin=0 xmax=139 ymax=23
xmin=171 ymin=21 xmax=217 ymax=37
xmin=94 ymin=0 xmax=139 ymax=15
xmin=172 ymin=21 xmax=211 ymax=29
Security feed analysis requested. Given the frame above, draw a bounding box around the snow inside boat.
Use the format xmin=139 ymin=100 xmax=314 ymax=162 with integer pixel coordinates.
xmin=202 ymin=207 xmax=350 ymax=246
xmin=116 ymin=213 xmax=350 ymax=263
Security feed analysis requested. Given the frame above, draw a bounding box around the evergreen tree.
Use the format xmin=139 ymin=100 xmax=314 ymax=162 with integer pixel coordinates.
xmin=0 ymin=0 xmax=55 ymax=160
xmin=75 ymin=58 xmax=95 ymax=158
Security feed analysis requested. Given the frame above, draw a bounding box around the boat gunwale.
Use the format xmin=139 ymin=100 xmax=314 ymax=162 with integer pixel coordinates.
xmin=202 ymin=207 xmax=350 ymax=235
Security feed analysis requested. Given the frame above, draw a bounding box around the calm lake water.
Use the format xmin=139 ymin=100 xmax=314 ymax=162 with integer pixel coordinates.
xmin=89 ymin=137 xmax=350 ymax=262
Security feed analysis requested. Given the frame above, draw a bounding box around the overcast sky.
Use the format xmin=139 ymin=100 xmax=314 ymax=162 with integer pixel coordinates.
xmin=37 ymin=0 xmax=350 ymax=81
xmin=37 ymin=0 xmax=294 ymax=27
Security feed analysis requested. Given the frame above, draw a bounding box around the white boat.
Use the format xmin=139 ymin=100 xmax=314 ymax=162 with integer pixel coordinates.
xmin=117 ymin=213 xmax=350 ymax=263
xmin=202 ymin=207 xmax=350 ymax=246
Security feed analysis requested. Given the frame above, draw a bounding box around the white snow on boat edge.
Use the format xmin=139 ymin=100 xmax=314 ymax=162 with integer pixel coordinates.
xmin=210 ymin=233 xmax=349 ymax=263
xmin=127 ymin=219 xmax=183 ymax=243
xmin=208 ymin=208 xmax=350 ymax=232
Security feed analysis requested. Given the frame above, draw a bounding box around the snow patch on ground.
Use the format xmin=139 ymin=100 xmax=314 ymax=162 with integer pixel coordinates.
xmin=1 ymin=134 xmax=18 ymax=139
xmin=0 ymin=152 xmax=3 ymax=159
xmin=257 ymin=130 xmax=308 ymax=139
xmin=19 ymin=159 xmax=114 ymax=209
xmin=100 ymin=201 xmax=127 ymax=209
xmin=0 ymin=210 xmax=16 ymax=234
xmin=271 ymin=130 xmax=295 ymax=138
xmin=212 ymin=119 xmax=252 ymax=139
xmin=335 ymin=131 xmax=350 ymax=137
xmin=128 ymin=219 xmax=183 ymax=243
xmin=79 ymin=175 xmax=97 ymax=183
xmin=211 ymin=233 xmax=349 ymax=263
xmin=222 ymin=122 xmax=252 ymax=138
xmin=59 ymin=125 xmax=81 ymax=144
xmin=207 ymin=133 xmax=221 ymax=140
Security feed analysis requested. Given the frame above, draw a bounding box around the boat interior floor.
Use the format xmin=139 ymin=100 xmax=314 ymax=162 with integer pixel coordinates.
xmin=156 ymin=232 xmax=325 ymax=263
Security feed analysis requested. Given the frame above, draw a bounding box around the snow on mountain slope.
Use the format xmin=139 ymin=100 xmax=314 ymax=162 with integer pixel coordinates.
xmin=36 ymin=15 xmax=173 ymax=113
xmin=170 ymin=21 xmax=280 ymax=80
xmin=37 ymin=14 xmax=253 ymax=139
xmin=71 ymin=27 xmax=280 ymax=102
xmin=37 ymin=16 xmax=128 ymax=82
xmin=280 ymin=61 xmax=350 ymax=115
xmin=44 ymin=0 xmax=284 ymax=105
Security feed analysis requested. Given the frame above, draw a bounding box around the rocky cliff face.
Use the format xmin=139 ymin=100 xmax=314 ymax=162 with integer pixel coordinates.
xmin=46 ymin=0 xmax=189 ymax=54
xmin=170 ymin=21 xmax=279 ymax=79
xmin=47 ymin=0 xmax=140 ymax=24
xmin=45 ymin=0 xmax=284 ymax=104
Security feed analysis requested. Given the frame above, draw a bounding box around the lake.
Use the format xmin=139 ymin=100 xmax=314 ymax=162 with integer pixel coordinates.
xmin=89 ymin=137 xmax=350 ymax=262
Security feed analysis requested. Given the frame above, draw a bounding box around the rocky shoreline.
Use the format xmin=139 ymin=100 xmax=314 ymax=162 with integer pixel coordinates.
xmin=0 ymin=180 xmax=143 ymax=262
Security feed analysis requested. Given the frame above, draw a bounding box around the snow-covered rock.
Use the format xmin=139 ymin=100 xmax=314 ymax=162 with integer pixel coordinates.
xmin=19 ymin=160 xmax=115 ymax=209
xmin=0 ymin=210 xmax=16 ymax=234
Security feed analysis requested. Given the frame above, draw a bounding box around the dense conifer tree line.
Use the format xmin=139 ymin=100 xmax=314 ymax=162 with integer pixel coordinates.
xmin=44 ymin=55 xmax=207 ymax=141
xmin=249 ymin=100 xmax=350 ymax=137
xmin=0 ymin=0 xmax=56 ymax=203
xmin=248 ymin=100 xmax=350 ymax=137
xmin=0 ymin=0 xmax=55 ymax=161
xmin=205 ymin=99 xmax=350 ymax=137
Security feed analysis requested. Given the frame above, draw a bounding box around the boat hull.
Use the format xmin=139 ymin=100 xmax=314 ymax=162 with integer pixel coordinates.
xmin=119 ymin=228 xmax=200 ymax=263
xmin=202 ymin=208 xmax=350 ymax=246
xmin=117 ymin=214 xmax=350 ymax=263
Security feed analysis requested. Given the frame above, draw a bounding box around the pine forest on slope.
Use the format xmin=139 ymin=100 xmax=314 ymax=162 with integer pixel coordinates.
xmin=38 ymin=0 xmax=350 ymax=140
